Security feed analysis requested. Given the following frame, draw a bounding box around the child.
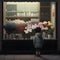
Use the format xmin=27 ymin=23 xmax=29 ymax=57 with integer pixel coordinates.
xmin=33 ymin=27 xmax=44 ymax=56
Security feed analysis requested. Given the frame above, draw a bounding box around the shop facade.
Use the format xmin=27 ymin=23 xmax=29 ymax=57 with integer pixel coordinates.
xmin=0 ymin=0 xmax=59 ymax=54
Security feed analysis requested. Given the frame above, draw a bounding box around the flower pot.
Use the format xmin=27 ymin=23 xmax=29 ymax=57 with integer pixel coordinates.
xmin=48 ymin=34 xmax=51 ymax=39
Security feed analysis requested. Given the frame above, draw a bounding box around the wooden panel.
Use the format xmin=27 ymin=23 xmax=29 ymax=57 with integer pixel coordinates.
xmin=40 ymin=3 xmax=51 ymax=21
xmin=2 ymin=40 xmax=57 ymax=54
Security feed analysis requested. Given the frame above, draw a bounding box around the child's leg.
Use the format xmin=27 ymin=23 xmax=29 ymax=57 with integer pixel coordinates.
xmin=36 ymin=48 xmax=41 ymax=56
xmin=39 ymin=51 xmax=40 ymax=55
xmin=36 ymin=51 xmax=38 ymax=55
xmin=35 ymin=48 xmax=38 ymax=55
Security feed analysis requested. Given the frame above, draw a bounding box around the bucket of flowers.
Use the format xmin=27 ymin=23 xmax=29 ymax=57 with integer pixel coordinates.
xmin=42 ymin=21 xmax=54 ymax=39
xmin=4 ymin=19 xmax=26 ymax=34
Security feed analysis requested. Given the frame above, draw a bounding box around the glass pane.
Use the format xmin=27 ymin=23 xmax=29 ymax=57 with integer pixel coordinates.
xmin=3 ymin=2 xmax=56 ymax=40
xmin=6 ymin=5 xmax=17 ymax=11
xmin=6 ymin=12 xmax=17 ymax=16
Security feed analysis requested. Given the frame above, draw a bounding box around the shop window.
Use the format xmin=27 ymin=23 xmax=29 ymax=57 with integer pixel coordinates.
xmin=3 ymin=2 xmax=56 ymax=40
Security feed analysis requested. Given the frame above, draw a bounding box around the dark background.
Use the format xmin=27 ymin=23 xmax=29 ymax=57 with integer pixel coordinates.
xmin=0 ymin=0 xmax=60 ymax=54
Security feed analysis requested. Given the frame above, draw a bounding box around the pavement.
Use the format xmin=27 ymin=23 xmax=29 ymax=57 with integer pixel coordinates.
xmin=0 ymin=55 xmax=60 ymax=60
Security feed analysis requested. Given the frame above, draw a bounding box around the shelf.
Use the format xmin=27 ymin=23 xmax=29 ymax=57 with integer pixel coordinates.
xmin=6 ymin=11 xmax=17 ymax=12
xmin=6 ymin=16 xmax=40 ymax=19
xmin=6 ymin=11 xmax=39 ymax=13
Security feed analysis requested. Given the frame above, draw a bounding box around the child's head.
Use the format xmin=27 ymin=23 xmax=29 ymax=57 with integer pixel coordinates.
xmin=34 ymin=27 xmax=41 ymax=33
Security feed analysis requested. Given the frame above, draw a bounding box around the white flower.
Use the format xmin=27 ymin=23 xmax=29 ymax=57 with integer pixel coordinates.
xmin=43 ymin=21 xmax=47 ymax=25
xmin=24 ymin=30 xmax=29 ymax=34
xmin=25 ymin=27 xmax=27 ymax=29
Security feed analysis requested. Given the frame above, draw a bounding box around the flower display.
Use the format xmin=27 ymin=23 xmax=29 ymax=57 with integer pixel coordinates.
xmin=4 ymin=19 xmax=54 ymax=37
xmin=24 ymin=21 xmax=54 ymax=35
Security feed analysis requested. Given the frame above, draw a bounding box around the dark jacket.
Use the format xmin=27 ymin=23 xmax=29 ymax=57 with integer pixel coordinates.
xmin=33 ymin=33 xmax=44 ymax=48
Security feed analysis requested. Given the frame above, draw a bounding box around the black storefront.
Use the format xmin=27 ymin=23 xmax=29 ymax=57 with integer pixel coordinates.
xmin=0 ymin=0 xmax=60 ymax=54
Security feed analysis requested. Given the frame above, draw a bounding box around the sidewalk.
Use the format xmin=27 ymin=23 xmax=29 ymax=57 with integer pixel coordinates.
xmin=0 ymin=55 xmax=60 ymax=60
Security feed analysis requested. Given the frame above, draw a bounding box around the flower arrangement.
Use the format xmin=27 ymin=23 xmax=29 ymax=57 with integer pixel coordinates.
xmin=42 ymin=21 xmax=54 ymax=35
xmin=24 ymin=21 xmax=54 ymax=38
xmin=4 ymin=19 xmax=54 ymax=38
xmin=4 ymin=19 xmax=26 ymax=33
xmin=38 ymin=21 xmax=54 ymax=38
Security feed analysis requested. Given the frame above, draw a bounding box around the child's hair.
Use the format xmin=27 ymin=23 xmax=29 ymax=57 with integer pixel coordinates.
xmin=34 ymin=27 xmax=41 ymax=33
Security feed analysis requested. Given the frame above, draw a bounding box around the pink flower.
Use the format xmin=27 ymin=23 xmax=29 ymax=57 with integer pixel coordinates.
xmin=38 ymin=22 xmax=43 ymax=28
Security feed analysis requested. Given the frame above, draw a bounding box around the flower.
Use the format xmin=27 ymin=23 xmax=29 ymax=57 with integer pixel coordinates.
xmin=43 ymin=21 xmax=47 ymax=25
xmin=38 ymin=22 xmax=43 ymax=28
xmin=47 ymin=21 xmax=53 ymax=26
xmin=51 ymin=25 xmax=54 ymax=29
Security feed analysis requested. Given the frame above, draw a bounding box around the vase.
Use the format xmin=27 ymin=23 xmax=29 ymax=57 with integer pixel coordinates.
xmin=48 ymin=34 xmax=51 ymax=39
